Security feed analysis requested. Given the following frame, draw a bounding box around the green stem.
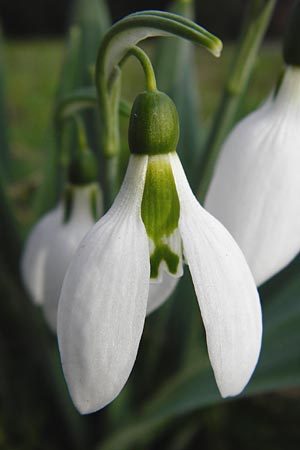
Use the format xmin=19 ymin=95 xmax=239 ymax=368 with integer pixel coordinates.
xmin=94 ymin=11 xmax=222 ymax=207
xmin=197 ymin=0 xmax=276 ymax=201
xmin=80 ymin=9 xmax=222 ymax=172
xmin=120 ymin=46 xmax=157 ymax=92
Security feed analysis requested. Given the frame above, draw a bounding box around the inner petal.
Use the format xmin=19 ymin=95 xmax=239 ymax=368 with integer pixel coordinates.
xmin=149 ymin=229 xmax=183 ymax=281
xmin=141 ymin=153 xmax=183 ymax=281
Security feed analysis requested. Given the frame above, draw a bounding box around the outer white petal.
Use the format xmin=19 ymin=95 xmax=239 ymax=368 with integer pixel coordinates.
xmin=205 ymin=67 xmax=300 ymax=285
xmin=21 ymin=207 xmax=61 ymax=306
xmin=147 ymin=273 xmax=178 ymax=315
xmin=170 ymin=152 xmax=262 ymax=397
xmin=21 ymin=185 xmax=100 ymax=332
xmin=57 ymin=155 xmax=150 ymax=414
xmin=42 ymin=186 xmax=100 ymax=331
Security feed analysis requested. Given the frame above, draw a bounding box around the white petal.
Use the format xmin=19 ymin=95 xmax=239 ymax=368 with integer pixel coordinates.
xmin=57 ymin=155 xmax=150 ymax=414
xmin=170 ymin=152 xmax=262 ymax=397
xmin=147 ymin=273 xmax=178 ymax=315
xmin=205 ymin=67 xmax=300 ymax=286
xmin=21 ymin=206 xmax=63 ymax=306
xmin=21 ymin=185 xmax=100 ymax=332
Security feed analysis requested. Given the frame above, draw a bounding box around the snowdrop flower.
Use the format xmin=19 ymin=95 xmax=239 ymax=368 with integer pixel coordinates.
xmin=22 ymin=141 xmax=102 ymax=332
xmin=205 ymin=66 xmax=300 ymax=286
xmin=58 ymin=90 xmax=262 ymax=414
xmin=205 ymin=2 xmax=300 ymax=286
xmin=22 ymin=183 xmax=102 ymax=332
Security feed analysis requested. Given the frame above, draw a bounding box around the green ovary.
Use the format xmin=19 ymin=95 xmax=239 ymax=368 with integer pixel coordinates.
xmin=141 ymin=154 xmax=182 ymax=279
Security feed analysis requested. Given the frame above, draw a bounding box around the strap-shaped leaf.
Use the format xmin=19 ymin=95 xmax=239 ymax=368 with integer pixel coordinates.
xmin=72 ymin=0 xmax=111 ymax=85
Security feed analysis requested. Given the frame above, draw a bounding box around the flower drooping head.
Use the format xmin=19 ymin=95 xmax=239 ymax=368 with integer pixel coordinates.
xmin=58 ymin=89 xmax=262 ymax=414
xmin=22 ymin=134 xmax=102 ymax=332
xmin=205 ymin=2 xmax=300 ymax=286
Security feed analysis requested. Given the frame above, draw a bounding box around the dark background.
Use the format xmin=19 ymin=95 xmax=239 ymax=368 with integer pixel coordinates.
xmin=0 ymin=0 xmax=294 ymax=39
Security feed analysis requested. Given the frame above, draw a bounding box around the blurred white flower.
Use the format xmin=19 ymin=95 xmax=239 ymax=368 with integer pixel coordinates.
xmin=205 ymin=67 xmax=300 ymax=286
xmin=21 ymin=184 xmax=102 ymax=332
xmin=58 ymin=151 xmax=262 ymax=414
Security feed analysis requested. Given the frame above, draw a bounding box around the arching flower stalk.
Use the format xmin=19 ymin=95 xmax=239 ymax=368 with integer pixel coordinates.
xmin=58 ymin=89 xmax=262 ymax=414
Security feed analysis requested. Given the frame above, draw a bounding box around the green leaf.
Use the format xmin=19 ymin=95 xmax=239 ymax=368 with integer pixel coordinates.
xmin=58 ymin=0 xmax=111 ymax=97
xmin=72 ymin=0 xmax=111 ymax=86
xmin=100 ymin=255 xmax=300 ymax=450
xmin=246 ymin=258 xmax=300 ymax=394
xmin=56 ymin=26 xmax=83 ymax=100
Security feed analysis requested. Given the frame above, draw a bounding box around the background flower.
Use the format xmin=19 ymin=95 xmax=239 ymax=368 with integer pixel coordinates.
xmin=205 ymin=67 xmax=300 ymax=286
xmin=21 ymin=184 xmax=102 ymax=331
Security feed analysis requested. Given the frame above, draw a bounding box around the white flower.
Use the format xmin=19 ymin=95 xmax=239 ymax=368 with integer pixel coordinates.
xmin=205 ymin=67 xmax=300 ymax=286
xmin=21 ymin=184 xmax=102 ymax=332
xmin=58 ymin=150 xmax=262 ymax=414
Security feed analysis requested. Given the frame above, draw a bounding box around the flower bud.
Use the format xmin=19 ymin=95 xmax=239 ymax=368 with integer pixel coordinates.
xmin=128 ymin=90 xmax=179 ymax=155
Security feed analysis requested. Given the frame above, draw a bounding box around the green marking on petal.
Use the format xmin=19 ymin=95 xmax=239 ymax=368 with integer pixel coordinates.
xmin=141 ymin=154 xmax=181 ymax=279
xmin=150 ymin=243 xmax=180 ymax=279
xmin=141 ymin=155 xmax=180 ymax=240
